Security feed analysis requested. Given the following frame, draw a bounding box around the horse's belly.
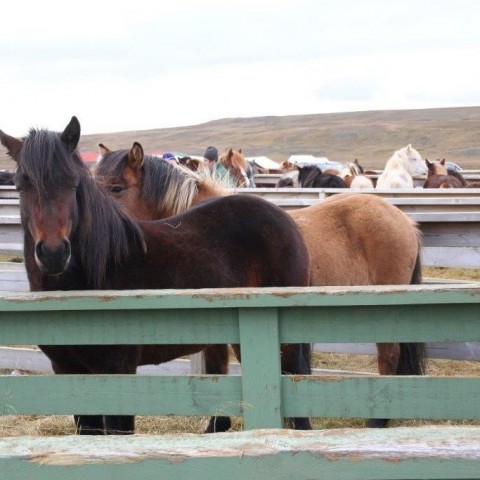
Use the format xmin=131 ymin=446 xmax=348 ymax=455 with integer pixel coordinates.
xmin=139 ymin=345 xmax=208 ymax=365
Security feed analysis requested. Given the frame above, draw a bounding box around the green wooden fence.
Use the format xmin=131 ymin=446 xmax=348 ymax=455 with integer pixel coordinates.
xmin=1 ymin=284 xmax=480 ymax=479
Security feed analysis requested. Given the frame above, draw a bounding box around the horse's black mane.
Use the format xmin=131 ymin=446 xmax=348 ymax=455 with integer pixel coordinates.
xmin=446 ymin=168 xmax=468 ymax=187
xmin=19 ymin=129 xmax=145 ymax=288
xmin=298 ymin=165 xmax=346 ymax=188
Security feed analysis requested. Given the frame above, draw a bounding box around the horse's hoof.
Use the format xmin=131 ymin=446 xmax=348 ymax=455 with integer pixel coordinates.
xmin=366 ymin=418 xmax=389 ymax=428
xmin=204 ymin=416 xmax=232 ymax=433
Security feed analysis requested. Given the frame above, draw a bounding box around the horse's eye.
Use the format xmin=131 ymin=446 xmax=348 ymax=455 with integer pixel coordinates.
xmin=109 ymin=185 xmax=123 ymax=194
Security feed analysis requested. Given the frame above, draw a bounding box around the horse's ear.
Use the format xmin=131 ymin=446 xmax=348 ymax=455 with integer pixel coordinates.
xmin=440 ymin=158 xmax=446 ymax=166
xmin=98 ymin=143 xmax=111 ymax=156
xmin=406 ymin=144 xmax=412 ymax=154
xmin=0 ymin=130 xmax=23 ymax=161
xmin=61 ymin=116 xmax=81 ymax=152
xmin=127 ymin=142 xmax=144 ymax=170
xmin=238 ymin=148 xmax=242 ymax=154
xmin=425 ymin=158 xmax=433 ymax=167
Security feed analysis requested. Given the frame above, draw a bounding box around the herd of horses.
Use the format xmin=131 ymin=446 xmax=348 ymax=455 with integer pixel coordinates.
xmin=275 ymin=145 xmax=478 ymax=190
xmin=0 ymin=115 xmax=455 ymax=437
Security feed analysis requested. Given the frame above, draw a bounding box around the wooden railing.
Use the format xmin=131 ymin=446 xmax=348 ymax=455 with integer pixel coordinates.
xmin=1 ymin=285 xmax=480 ymax=478
xmin=2 ymin=186 xmax=480 ymax=267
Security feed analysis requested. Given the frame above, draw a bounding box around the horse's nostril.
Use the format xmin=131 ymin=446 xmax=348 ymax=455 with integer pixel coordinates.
xmin=34 ymin=239 xmax=71 ymax=275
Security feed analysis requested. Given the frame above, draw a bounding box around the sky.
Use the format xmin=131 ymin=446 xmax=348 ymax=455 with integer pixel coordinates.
xmin=2 ymin=0 xmax=480 ymax=136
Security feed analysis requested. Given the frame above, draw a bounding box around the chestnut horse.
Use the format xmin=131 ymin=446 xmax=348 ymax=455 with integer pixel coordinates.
xmin=96 ymin=142 xmax=427 ymax=428
xmin=220 ymin=148 xmax=255 ymax=187
xmin=423 ymin=159 xmax=465 ymax=188
xmin=0 ymin=117 xmax=312 ymax=435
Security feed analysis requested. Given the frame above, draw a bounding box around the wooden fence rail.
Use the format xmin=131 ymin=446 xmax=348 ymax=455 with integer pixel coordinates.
xmin=1 ymin=285 xmax=480 ymax=478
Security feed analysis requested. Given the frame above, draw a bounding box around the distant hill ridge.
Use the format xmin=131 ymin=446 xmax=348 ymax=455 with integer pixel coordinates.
xmin=1 ymin=106 xmax=479 ymax=170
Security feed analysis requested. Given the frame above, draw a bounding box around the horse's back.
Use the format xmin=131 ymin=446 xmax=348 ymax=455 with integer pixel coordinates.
xmin=141 ymin=194 xmax=310 ymax=288
xmin=350 ymin=175 xmax=374 ymax=188
xmin=289 ymin=194 xmax=419 ymax=286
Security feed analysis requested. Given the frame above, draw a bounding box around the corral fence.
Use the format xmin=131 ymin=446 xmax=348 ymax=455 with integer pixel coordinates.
xmin=2 ymin=184 xmax=480 ymax=376
xmin=1 ymin=285 xmax=480 ymax=478
xmin=253 ymin=172 xmax=480 ymax=188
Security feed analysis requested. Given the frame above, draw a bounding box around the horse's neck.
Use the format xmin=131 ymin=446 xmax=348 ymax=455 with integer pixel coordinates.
xmin=433 ymin=164 xmax=447 ymax=175
xmin=194 ymin=181 xmax=227 ymax=205
xmin=385 ymin=154 xmax=408 ymax=172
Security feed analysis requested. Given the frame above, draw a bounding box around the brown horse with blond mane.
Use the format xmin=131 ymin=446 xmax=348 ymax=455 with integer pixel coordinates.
xmin=96 ymin=142 xmax=427 ymax=429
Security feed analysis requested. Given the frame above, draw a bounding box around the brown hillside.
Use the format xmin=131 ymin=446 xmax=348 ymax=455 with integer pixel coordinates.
xmin=1 ymin=106 xmax=480 ymax=170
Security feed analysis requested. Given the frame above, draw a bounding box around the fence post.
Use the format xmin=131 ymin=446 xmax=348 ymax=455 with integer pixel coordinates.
xmin=238 ymin=307 xmax=283 ymax=429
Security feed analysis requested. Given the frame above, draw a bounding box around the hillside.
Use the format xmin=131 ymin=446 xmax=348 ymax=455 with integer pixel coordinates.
xmin=1 ymin=106 xmax=480 ymax=170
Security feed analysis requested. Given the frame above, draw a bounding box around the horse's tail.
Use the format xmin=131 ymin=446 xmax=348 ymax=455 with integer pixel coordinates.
xmin=398 ymin=245 xmax=427 ymax=376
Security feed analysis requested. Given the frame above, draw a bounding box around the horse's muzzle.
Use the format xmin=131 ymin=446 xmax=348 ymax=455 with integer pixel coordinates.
xmin=34 ymin=239 xmax=72 ymax=275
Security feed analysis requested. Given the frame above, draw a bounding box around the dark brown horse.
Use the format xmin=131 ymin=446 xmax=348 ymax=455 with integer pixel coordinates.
xmin=96 ymin=143 xmax=427 ymax=428
xmin=297 ymin=165 xmax=347 ymax=188
xmin=0 ymin=117 xmax=312 ymax=435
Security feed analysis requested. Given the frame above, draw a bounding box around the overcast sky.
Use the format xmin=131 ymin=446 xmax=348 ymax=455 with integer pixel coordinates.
xmin=2 ymin=0 xmax=480 ymax=136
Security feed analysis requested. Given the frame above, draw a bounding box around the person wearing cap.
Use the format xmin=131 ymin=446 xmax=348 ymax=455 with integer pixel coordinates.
xmin=162 ymin=152 xmax=177 ymax=163
xmin=203 ymin=146 xmax=232 ymax=180
xmin=203 ymin=146 xmax=219 ymax=169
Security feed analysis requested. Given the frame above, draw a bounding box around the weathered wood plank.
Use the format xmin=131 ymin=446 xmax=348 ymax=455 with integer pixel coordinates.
xmin=281 ymin=375 xmax=480 ymax=420
xmin=1 ymin=374 xmax=479 ymax=421
xmin=0 ymin=286 xmax=480 ymax=346
xmin=0 ymin=375 xmax=242 ymax=416
xmin=422 ymin=246 xmax=480 ymax=268
xmin=0 ymin=427 xmax=479 ymax=480
xmin=238 ymin=308 xmax=283 ymax=428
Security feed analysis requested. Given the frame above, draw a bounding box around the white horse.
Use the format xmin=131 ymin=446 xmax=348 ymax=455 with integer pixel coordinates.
xmin=376 ymin=145 xmax=427 ymax=188
xmin=340 ymin=159 xmax=374 ymax=188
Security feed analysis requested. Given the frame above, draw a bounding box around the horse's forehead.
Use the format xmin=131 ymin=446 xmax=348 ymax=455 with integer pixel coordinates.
xmin=403 ymin=147 xmax=420 ymax=160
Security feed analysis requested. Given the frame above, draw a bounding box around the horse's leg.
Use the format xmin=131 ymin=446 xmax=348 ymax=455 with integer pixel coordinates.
xmin=280 ymin=343 xmax=312 ymax=430
xmin=203 ymin=345 xmax=232 ymax=433
xmin=103 ymin=415 xmax=135 ymax=435
xmin=73 ymin=415 xmax=106 ymax=435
